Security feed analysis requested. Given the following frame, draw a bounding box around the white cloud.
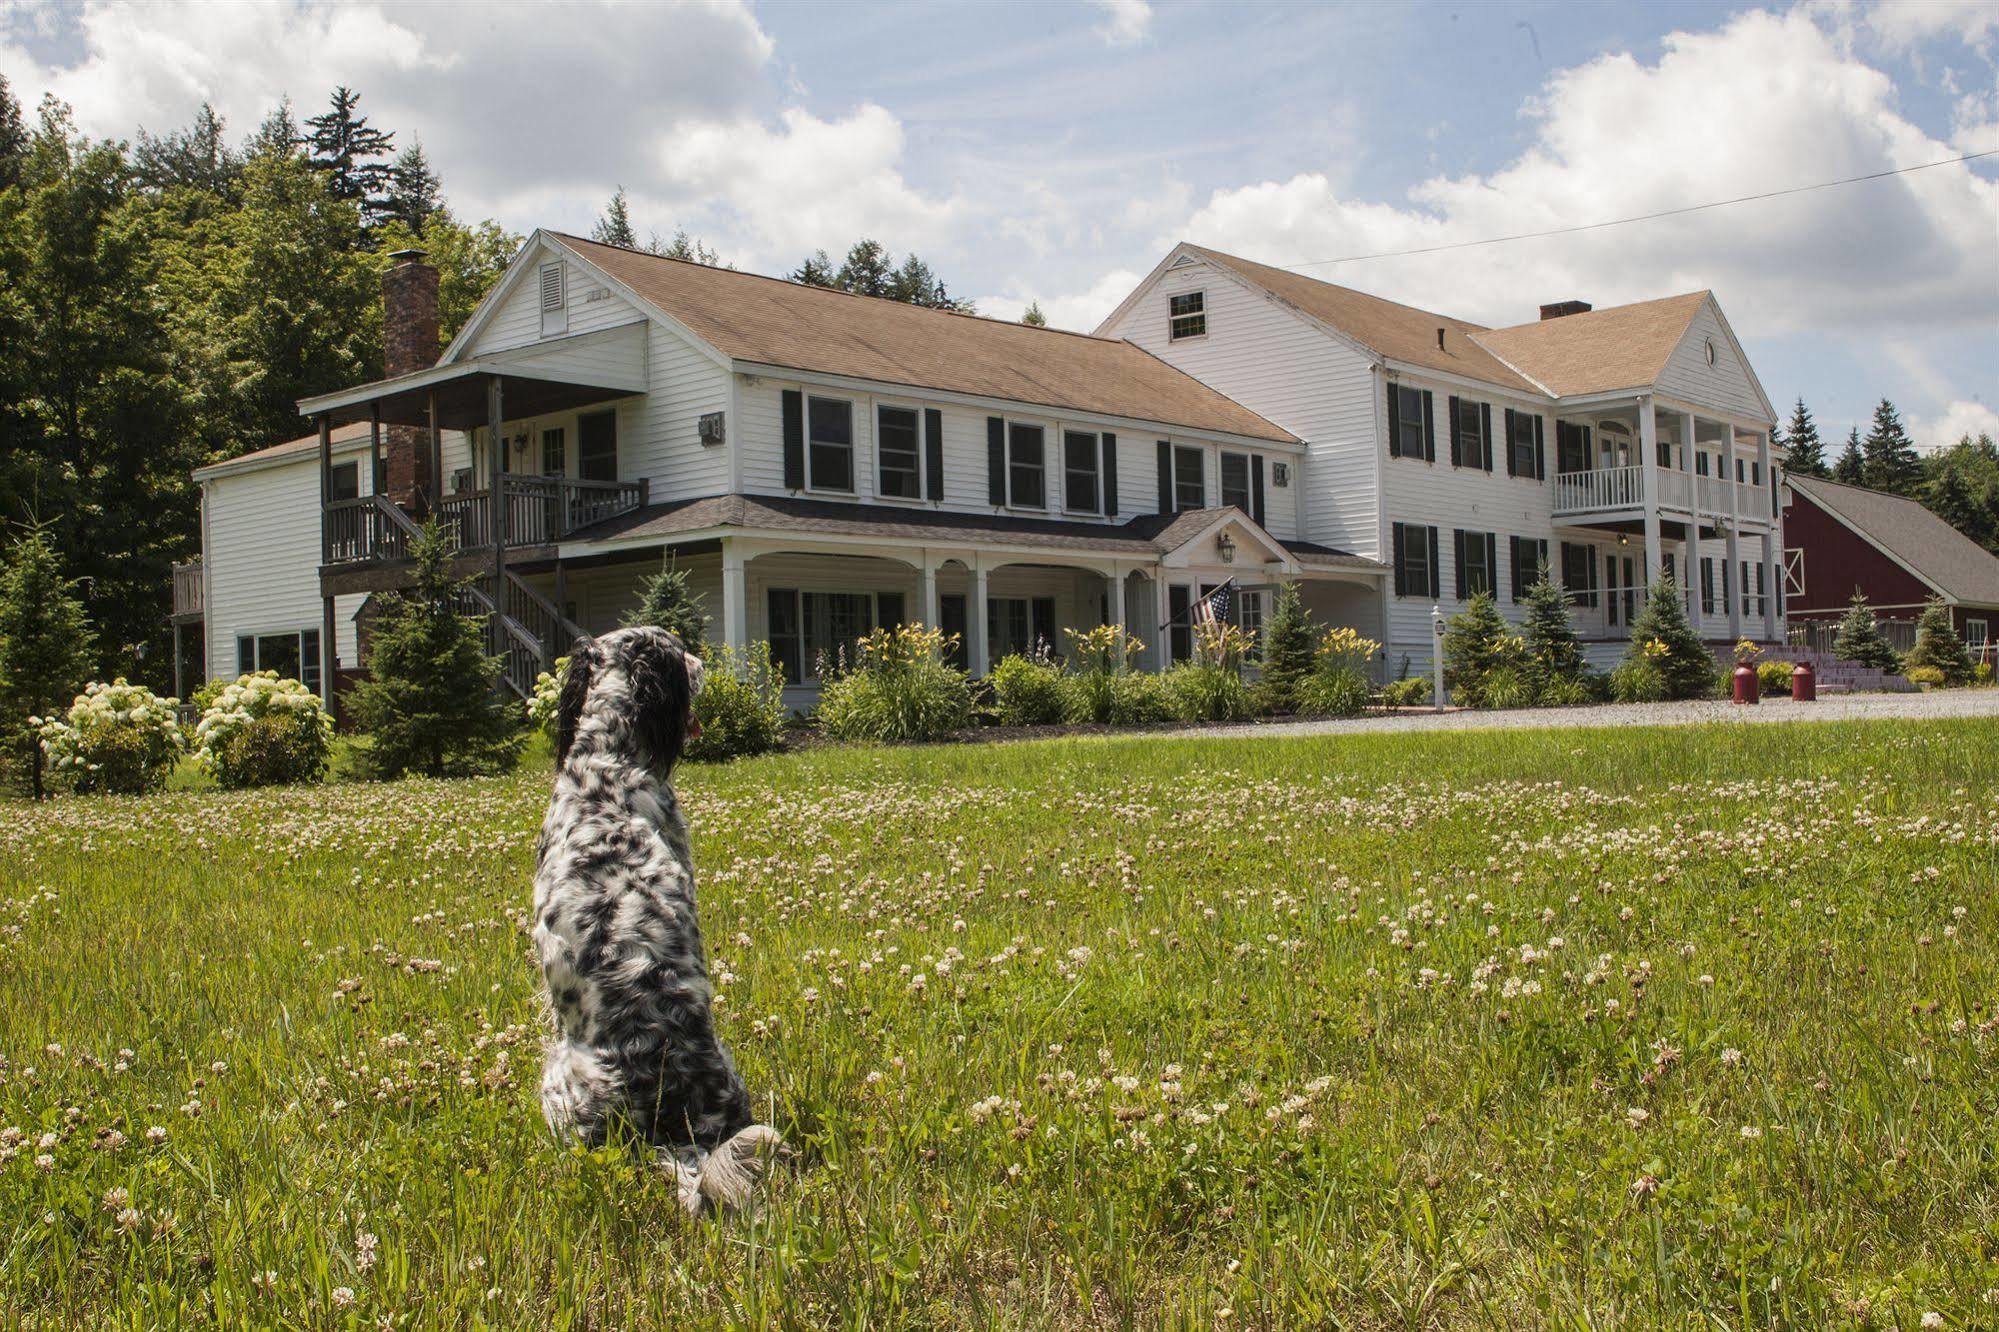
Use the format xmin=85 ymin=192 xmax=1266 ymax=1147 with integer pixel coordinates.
xmin=1863 ymin=0 xmax=1998 ymax=52
xmin=651 ymin=104 xmax=964 ymax=266
xmin=1091 ymin=0 xmax=1152 ymax=47
xmin=1912 ymin=398 xmax=1999 ymax=448
xmin=977 ymin=267 xmax=1145 ymax=332
xmin=0 ymin=0 xmax=776 ymax=227
xmin=1170 ymin=8 xmax=1998 ymax=337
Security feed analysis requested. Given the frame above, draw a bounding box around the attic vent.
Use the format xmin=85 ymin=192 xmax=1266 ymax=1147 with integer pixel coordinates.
xmin=539 ymin=263 xmax=565 ymax=313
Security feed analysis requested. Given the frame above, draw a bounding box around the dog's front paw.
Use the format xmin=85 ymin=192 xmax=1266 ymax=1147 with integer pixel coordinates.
xmin=694 ymin=1124 xmax=787 ymax=1215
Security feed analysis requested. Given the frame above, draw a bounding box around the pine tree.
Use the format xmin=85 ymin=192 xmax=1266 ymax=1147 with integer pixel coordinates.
xmin=592 ymin=186 xmax=637 ymax=248
xmin=304 ymin=87 xmax=395 ymax=231
xmin=835 ymin=239 xmax=894 ymax=297
xmin=1253 ymin=582 xmax=1315 ymax=712
xmin=1022 ymin=301 xmax=1047 ymax=327
xmin=1781 ymin=397 xmax=1827 ymax=477
xmin=384 ymin=141 xmax=441 ymax=234
xmin=621 ymin=555 xmax=710 ymax=653
xmin=1622 ymin=576 xmax=1714 ymax=699
xmin=1832 ymin=591 xmax=1902 ymax=671
xmin=1833 ymin=427 xmax=1866 ymax=484
xmin=247 ymin=97 xmax=301 ymax=161
xmin=1442 ymin=590 xmax=1510 ymax=703
xmin=1521 ymin=571 xmax=1584 ymax=685
xmin=0 ymin=525 xmax=96 ymax=797
xmin=347 ymin=523 xmax=521 ymax=778
xmin=1904 ymin=596 xmax=1973 ymax=684
xmin=790 ymin=250 xmax=836 ymax=287
xmin=886 ymin=253 xmax=939 ymax=306
xmin=1861 ymin=398 xmax=1921 ymax=496
xmin=657 ymin=228 xmax=723 ymax=265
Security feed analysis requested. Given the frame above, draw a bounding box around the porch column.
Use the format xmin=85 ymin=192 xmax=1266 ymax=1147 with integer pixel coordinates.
xmin=1760 ymin=527 xmax=1778 ymax=640
xmin=369 ymin=405 xmax=382 ymax=498
xmin=1108 ymin=565 xmax=1127 ymax=635
xmin=317 ymin=413 xmax=333 ymax=565
xmin=316 ymin=412 xmax=339 ymax=723
xmin=969 ymin=564 xmax=990 ymax=677
xmin=1638 ymin=396 xmax=1663 ymax=593
xmin=487 ymin=374 xmax=506 ymax=594
xmin=1156 ymin=571 xmax=1173 ymax=670
xmin=1686 ymin=531 xmax=1703 ymax=629
xmin=1724 ymin=522 xmax=1743 ymax=642
xmin=720 ymin=541 xmax=748 ymax=657
xmin=425 ymin=387 xmax=442 ymax=514
xmin=918 ymin=557 xmax=940 ymax=631
xmin=172 ymin=621 xmax=184 ymax=703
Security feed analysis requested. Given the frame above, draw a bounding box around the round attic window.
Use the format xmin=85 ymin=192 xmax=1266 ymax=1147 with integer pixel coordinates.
xmin=1704 ymin=337 xmax=1718 ymax=366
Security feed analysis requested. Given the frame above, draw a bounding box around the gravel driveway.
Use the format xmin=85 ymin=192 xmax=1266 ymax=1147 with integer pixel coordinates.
xmin=1204 ymin=688 xmax=1999 ymax=740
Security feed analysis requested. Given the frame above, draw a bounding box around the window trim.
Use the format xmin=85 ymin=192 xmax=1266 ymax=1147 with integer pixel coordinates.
xmin=1167 ymin=289 xmax=1207 ymax=342
xmin=1391 ymin=384 xmax=1431 ymax=462
xmin=1219 ymin=451 xmax=1252 ymax=514
xmin=540 ymin=426 xmax=567 ymax=478
xmin=1002 ymin=418 xmax=1049 ymax=511
xmin=328 ymin=460 xmax=361 ymax=503
xmin=576 ymin=409 xmax=618 ymax=484
xmin=1061 ymin=427 xmax=1104 ymax=516
xmin=1391 ymin=521 xmax=1440 ymax=600
xmin=804 ymin=393 xmax=857 ymax=495
xmin=873 ymin=400 xmax=926 ymax=504
xmin=1171 ymin=443 xmax=1207 ymax=512
xmin=236 ymin=626 xmax=324 ymax=695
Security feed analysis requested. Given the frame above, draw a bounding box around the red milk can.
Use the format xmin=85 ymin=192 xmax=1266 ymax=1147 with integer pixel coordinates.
xmin=1733 ymin=662 xmax=1760 ymax=705
xmin=1791 ymin=660 xmax=1816 ymax=702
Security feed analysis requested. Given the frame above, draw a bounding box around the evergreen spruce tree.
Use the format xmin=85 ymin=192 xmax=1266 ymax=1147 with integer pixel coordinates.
xmin=1253 ymin=582 xmax=1316 ymax=712
xmin=1781 ymin=397 xmax=1827 ymax=477
xmin=1021 ymin=301 xmax=1047 ymax=327
xmin=1521 ymin=570 xmax=1585 ymax=685
xmin=247 ymin=97 xmax=302 ymax=161
xmin=1904 ymin=596 xmax=1973 ymax=684
xmin=621 ymin=556 xmax=710 ymax=653
xmin=347 ymin=524 xmax=521 ymax=779
xmin=1831 ymin=591 xmax=1902 ymax=671
xmin=1833 ymin=427 xmax=1866 ymax=484
xmin=658 ymin=228 xmax=723 ymax=266
xmin=1861 ymin=398 xmax=1921 ymax=496
xmin=1622 ymin=576 xmax=1714 ymax=699
xmin=790 ymin=250 xmax=837 ymax=287
xmin=1441 ymin=590 xmax=1510 ymax=704
xmin=592 ymin=186 xmax=638 ymax=248
xmin=304 ymin=87 xmax=395 ymax=232
xmin=0 ymin=525 xmax=97 ymax=797
xmin=384 ymin=141 xmax=441 ymax=234
xmin=834 ymin=239 xmax=895 ymax=297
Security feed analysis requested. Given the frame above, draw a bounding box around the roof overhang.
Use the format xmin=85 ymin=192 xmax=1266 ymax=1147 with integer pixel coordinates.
xmin=296 ymin=351 xmax=647 ymax=430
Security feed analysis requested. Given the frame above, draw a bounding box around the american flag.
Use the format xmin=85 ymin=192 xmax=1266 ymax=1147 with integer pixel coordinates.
xmin=1191 ymin=579 xmax=1235 ymax=627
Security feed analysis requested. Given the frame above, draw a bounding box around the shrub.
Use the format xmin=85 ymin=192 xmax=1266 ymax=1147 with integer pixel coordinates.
xmin=989 ymin=653 xmax=1068 ymax=726
xmin=1903 ymin=597 xmax=1973 ymax=685
xmin=1539 ymin=674 xmax=1593 ymax=707
xmin=1757 ymin=659 xmax=1795 ymax=695
xmin=1832 ymin=592 xmax=1902 ymax=671
xmin=1254 ymin=583 xmax=1316 ymax=713
xmin=1480 ymin=665 xmax=1538 ymax=710
xmin=1062 ymin=625 xmax=1157 ymax=724
xmin=1163 ymin=662 xmax=1253 ymax=723
xmin=35 ymin=680 xmax=183 ymax=795
xmin=0 ymin=524 xmax=95 ymax=797
xmin=1977 ymin=662 xmax=1994 ymax=686
xmin=688 ymin=643 xmax=788 ymax=761
xmin=347 ymin=523 xmax=522 ymax=780
xmin=193 ymin=672 xmax=333 ymax=788
xmin=817 ymin=623 xmax=973 ymax=743
xmin=1381 ymin=676 xmax=1431 ymax=709
xmin=1609 ymin=657 xmax=1667 ymax=703
xmin=1441 ymin=592 xmax=1509 ymax=704
xmin=1905 ymin=664 xmax=1946 ymax=687
xmin=1620 ymin=577 xmax=1715 ymax=700
xmin=1520 ymin=572 xmax=1585 ymax=689
xmin=1102 ymin=669 xmax=1172 ymax=725
xmin=622 ymin=555 xmax=710 ymax=654
xmin=1296 ymin=667 xmax=1369 ymax=718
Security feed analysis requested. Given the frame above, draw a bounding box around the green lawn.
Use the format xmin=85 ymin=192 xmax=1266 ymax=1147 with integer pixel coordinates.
xmin=4 ymin=719 xmax=1998 ymax=1328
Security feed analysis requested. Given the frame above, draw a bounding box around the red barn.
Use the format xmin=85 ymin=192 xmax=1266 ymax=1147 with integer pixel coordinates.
xmin=1782 ymin=474 xmax=1999 ymax=659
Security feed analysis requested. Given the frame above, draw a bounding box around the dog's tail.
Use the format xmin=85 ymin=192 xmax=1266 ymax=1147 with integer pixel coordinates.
xmin=667 ymin=1123 xmax=786 ymax=1215
xmin=540 ymin=1039 xmax=624 ymax=1146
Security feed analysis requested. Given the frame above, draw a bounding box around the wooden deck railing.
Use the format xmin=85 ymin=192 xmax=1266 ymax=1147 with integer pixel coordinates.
xmin=171 ymin=560 xmax=203 ymax=617
xmin=1554 ymin=466 xmax=1777 ymax=522
xmin=1553 ymin=464 xmax=1643 ymax=514
xmin=325 ymin=477 xmax=646 ymax=566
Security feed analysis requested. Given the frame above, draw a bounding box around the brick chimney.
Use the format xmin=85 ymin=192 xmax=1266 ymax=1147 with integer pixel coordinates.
xmin=381 ymin=249 xmax=440 ymax=506
xmin=1539 ymin=299 xmax=1592 ymax=321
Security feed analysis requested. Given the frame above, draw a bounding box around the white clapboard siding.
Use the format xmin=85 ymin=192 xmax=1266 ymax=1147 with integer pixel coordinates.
xmin=1101 ymin=257 xmax=1377 ymax=554
xmin=465 ymin=252 xmax=648 ymax=357
xmin=1656 ymin=301 xmax=1771 ymax=424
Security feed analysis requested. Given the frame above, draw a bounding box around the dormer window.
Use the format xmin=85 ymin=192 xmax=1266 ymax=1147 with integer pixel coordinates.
xmin=1168 ymin=291 xmax=1206 ymax=341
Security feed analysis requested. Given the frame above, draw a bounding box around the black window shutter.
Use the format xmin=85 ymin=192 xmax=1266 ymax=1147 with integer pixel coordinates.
xmin=1486 ymin=533 xmax=1498 ymax=593
xmin=1156 ymin=440 xmax=1173 ymax=513
xmin=1479 ymin=403 xmax=1494 ymax=470
xmin=1454 ymin=529 xmax=1468 ymax=599
xmin=1386 ymin=383 xmax=1401 ymax=457
xmin=1504 ymin=409 xmax=1517 ymax=476
xmin=1427 ymin=527 xmax=1441 ymax=598
xmin=1391 ymin=523 xmax=1406 ymax=595
xmin=987 ymin=417 xmax=1006 ymax=505
xmin=1533 ymin=415 xmax=1546 ymax=479
xmin=781 ymin=390 xmax=804 ymax=489
xmin=1102 ymin=432 xmax=1119 ymax=516
xmin=925 ymin=408 xmax=944 ymax=501
xmin=1420 ymin=392 xmax=1435 ymax=461
xmin=1448 ymin=397 xmax=1462 ymax=467
xmin=1251 ymin=455 xmax=1266 ymax=527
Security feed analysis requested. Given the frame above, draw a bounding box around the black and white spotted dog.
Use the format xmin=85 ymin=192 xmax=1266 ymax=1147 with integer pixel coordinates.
xmin=533 ymin=625 xmax=780 ymax=1213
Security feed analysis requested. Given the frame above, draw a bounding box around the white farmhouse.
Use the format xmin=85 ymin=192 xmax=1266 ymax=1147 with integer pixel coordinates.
xmin=179 ymin=233 xmax=1786 ymax=709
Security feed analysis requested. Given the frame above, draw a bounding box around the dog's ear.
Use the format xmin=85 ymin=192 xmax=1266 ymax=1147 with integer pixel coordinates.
xmin=555 ymin=636 xmax=599 ymax=766
xmin=628 ymin=631 xmax=692 ymax=775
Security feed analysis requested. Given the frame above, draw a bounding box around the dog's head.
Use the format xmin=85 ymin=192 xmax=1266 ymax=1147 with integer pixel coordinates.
xmin=555 ymin=626 xmax=705 ymax=773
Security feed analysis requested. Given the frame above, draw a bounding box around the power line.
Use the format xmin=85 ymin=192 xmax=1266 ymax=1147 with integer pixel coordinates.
xmin=1286 ymin=148 xmax=1999 ymax=271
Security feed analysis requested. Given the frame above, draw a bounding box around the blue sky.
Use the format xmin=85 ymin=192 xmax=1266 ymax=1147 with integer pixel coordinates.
xmin=5 ymin=0 xmax=1995 ymax=446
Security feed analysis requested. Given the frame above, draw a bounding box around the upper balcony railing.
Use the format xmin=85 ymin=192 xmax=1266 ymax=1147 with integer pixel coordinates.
xmin=171 ymin=560 xmax=203 ymax=618
xmin=1553 ymin=464 xmax=1643 ymax=514
xmin=323 ymin=476 xmax=647 ymax=566
xmin=1554 ymin=465 xmax=1776 ymax=522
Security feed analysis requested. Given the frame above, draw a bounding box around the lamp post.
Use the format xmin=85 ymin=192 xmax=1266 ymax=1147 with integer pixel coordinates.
xmin=1431 ymin=604 xmax=1447 ymax=710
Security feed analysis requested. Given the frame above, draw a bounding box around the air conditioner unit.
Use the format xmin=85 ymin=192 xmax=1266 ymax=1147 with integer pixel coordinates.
xmin=698 ymin=411 xmax=726 ymax=446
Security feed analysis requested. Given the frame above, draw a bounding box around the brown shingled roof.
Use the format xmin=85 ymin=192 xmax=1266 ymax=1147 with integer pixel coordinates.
xmin=194 ymin=422 xmax=373 ymax=478
xmin=1179 ymin=245 xmax=1541 ymax=393
xmin=549 ymin=235 xmax=1294 ymax=443
xmin=1470 ymin=291 xmax=1711 ymax=397
xmin=1787 ymin=475 xmax=1999 ymax=608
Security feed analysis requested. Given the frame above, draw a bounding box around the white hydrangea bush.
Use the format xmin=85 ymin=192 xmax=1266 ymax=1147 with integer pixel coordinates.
xmin=35 ymin=679 xmax=185 ymax=795
xmin=193 ymin=671 xmax=334 ymax=789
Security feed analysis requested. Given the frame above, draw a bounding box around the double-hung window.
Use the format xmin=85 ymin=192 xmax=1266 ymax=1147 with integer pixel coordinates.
xmin=1450 ymin=397 xmax=1492 ymax=471
xmin=1220 ymin=452 xmax=1251 ymax=513
xmin=807 ymin=396 xmax=855 ymax=492
xmin=1168 ymin=290 xmax=1206 ymax=340
xmin=1455 ymin=529 xmax=1497 ymax=598
xmin=1174 ymin=444 xmax=1206 ymax=511
xmin=1510 ymin=535 xmax=1549 ymax=601
xmin=1388 ymin=384 xmax=1433 ymax=461
xmin=328 ymin=461 xmax=360 ymax=503
xmin=578 ymin=410 xmax=618 ymax=483
xmin=877 ymin=405 xmax=922 ymax=499
xmin=541 ymin=427 xmax=566 ymax=477
xmin=236 ymin=628 xmax=323 ymax=694
xmin=1063 ymin=430 xmax=1102 ymax=514
xmin=1391 ymin=522 xmax=1440 ymax=598
xmin=1560 ymin=541 xmax=1598 ymax=608
xmin=1506 ymin=410 xmax=1542 ymax=479
xmin=1007 ymin=422 xmax=1046 ymax=508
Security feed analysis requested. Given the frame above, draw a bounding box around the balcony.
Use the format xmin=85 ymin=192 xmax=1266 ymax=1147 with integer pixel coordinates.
xmin=323 ymin=476 xmax=647 ymax=567
xmin=1553 ymin=466 xmax=1775 ymax=524
xmin=171 ymin=559 xmax=203 ymax=620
